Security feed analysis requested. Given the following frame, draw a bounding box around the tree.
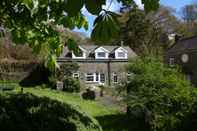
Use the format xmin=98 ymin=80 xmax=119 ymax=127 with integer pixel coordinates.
xmin=181 ymin=3 xmax=197 ymax=36
xmin=126 ymin=57 xmax=196 ymax=131
xmin=117 ymin=6 xmax=163 ymax=56
xmin=0 ymin=0 xmax=160 ymax=69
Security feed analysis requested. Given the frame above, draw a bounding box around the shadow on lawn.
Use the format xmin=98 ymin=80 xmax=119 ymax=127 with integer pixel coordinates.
xmin=96 ymin=113 xmax=150 ymax=131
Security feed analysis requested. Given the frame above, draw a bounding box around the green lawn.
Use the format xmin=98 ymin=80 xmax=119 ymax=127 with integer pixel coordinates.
xmin=13 ymin=87 xmax=129 ymax=131
xmin=16 ymin=87 xmax=119 ymax=117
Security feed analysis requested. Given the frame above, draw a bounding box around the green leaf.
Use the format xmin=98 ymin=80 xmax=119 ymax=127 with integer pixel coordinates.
xmin=67 ymin=38 xmax=77 ymax=51
xmin=60 ymin=16 xmax=75 ymax=29
xmin=91 ymin=11 xmax=120 ymax=42
xmin=64 ymin=0 xmax=84 ymax=16
xmin=46 ymin=54 xmax=60 ymax=71
xmin=85 ymin=0 xmax=105 ymax=15
xmin=23 ymin=0 xmax=33 ymax=9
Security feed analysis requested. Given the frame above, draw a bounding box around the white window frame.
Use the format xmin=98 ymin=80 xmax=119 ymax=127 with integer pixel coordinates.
xmin=95 ymin=47 xmax=109 ymax=59
xmin=86 ymin=73 xmax=95 ymax=82
xmin=73 ymin=73 xmax=79 ymax=79
xmin=115 ymin=47 xmax=128 ymax=59
xmin=169 ymin=58 xmax=175 ymax=66
xmin=95 ymin=73 xmax=100 ymax=82
xmin=113 ymin=73 xmax=118 ymax=83
xmin=100 ymin=73 xmax=105 ymax=83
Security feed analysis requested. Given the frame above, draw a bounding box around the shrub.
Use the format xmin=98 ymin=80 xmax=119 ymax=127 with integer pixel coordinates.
xmin=82 ymin=89 xmax=96 ymax=100
xmin=55 ymin=63 xmax=79 ymax=81
xmin=48 ymin=76 xmax=57 ymax=89
xmin=0 ymin=93 xmax=102 ymax=131
xmin=126 ymin=57 xmax=195 ymax=131
xmin=63 ymin=77 xmax=80 ymax=92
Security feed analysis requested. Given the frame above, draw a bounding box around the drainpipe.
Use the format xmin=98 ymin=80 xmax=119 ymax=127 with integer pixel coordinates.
xmin=107 ymin=60 xmax=111 ymax=86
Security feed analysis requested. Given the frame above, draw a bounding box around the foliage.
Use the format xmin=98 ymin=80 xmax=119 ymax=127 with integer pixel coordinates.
xmin=49 ymin=63 xmax=79 ymax=90
xmin=126 ymin=57 xmax=196 ymax=131
xmin=56 ymin=63 xmax=79 ymax=80
xmin=0 ymin=0 xmax=160 ymax=69
xmin=19 ymin=64 xmax=51 ymax=87
xmin=180 ymin=3 xmax=197 ymax=36
xmin=63 ymin=77 xmax=80 ymax=92
xmin=82 ymin=89 xmax=96 ymax=100
xmin=118 ymin=7 xmax=163 ymax=56
xmin=0 ymin=93 xmax=102 ymax=131
xmin=0 ymin=42 xmax=37 ymax=61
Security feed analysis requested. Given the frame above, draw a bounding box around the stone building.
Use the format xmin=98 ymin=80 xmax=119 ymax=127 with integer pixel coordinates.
xmin=165 ymin=36 xmax=197 ymax=86
xmin=57 ymin=45 xmax=137 ymax=87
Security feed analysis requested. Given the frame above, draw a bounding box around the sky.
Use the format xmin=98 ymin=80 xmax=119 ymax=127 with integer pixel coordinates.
xmin=74 ymin=0 xmax=195 ymax=37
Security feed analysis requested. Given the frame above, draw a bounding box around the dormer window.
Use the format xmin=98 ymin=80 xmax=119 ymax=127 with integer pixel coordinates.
xmin=72 ymin=46 xmax=86 ymax=59
xmin=97 ymin=52 xmax=106 ymax=57
xmin=115 ymin=47 xmax=128 ymax=59
xmin=95 ymin=47 xmax=109 ymax=59
xmin=117 ymin=52 xmax=125 ymax=58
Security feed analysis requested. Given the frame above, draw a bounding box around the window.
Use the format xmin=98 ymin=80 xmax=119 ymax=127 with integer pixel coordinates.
xmin=95 ymin=73 xmax=99 ymax=82
xmin=117 ymin=52 xmax=125 ymax=58
xmin=127 ymin=73 xmax=132 ymax=82
xmin=113 ymin=73 xmax=118 ymax=83
xmin=169 ymin=58 xmax=175 ymax=66
xmin=97 ymin=52 xmax=106 ymax=58
xmin=73 ymin=73 xmax=79 ymax=79
xmin=86 ymin=73 xmax=94 ymax=82
xmin=100 ymin=74 xmax=105 ymax=83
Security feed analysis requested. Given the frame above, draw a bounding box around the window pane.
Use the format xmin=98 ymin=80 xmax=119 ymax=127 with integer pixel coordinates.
xmin=96 ymin=73 xmax=99 ymax=81
xmin=100 ymin=74 xmax=105 ymax=83
xmin=97 ymin=52 xmax=106 ymax=57
xmin=73 ymin=73 xmax=79 ymax=79
xmin=118 ymin=52 xmax=125 ymax=57
xmin=86 ymin=73 xmax=94 ymax=82
xmin=113 ymin=73 xmax=118 ymax=83
xmin=169 ymin=58 xmax=175 ymax=66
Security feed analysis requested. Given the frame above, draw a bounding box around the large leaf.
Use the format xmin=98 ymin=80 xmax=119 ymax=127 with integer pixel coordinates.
xmin=64 ymin=0 xmax=84 ymax=16
xmin=91 ymin=11 xmax=120 ymax=42
xmin=85 ymin=0 xmax=105 ymax=15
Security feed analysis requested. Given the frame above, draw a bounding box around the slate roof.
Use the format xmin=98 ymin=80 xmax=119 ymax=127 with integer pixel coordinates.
xmin=167 ymin=36 xmax=197 ymax=54
xmin=59 ymin=45 xmax=137 ymax=59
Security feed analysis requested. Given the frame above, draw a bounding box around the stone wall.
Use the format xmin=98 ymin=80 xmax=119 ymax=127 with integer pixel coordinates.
xmin=0 ymin=60 xmax=39 ymax=82
xmin=75 ymin=61 xmax=129 ymax=86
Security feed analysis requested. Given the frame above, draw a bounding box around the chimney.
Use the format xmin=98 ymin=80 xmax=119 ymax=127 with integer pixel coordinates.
xmin=120 ymin=41 xmax=124 ymax=47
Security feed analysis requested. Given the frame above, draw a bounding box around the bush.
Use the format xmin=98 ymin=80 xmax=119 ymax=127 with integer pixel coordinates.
xmin=82 ymin=89 xmax=96 ymax=100
xmin=63 ymin=77 xmax=80 ymax=92
xmin=48 ymin=76 xmax=57 ymax=89
xmin=0 ymin=93 xmax=102 ymax=131
xmin=126 ymin=57 xmax=195 ymax=131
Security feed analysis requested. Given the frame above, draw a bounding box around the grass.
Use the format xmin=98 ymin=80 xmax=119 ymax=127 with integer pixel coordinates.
xmin=15 ymin=87 xmax=119 ymax=117
xmin=13 ymin=87 xmax=129 ymax=131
